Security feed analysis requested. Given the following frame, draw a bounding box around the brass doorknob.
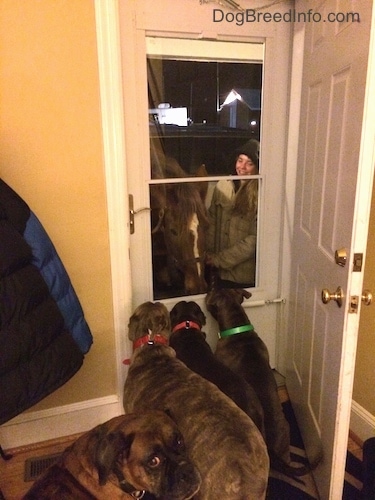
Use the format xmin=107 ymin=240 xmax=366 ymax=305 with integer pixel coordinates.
xmin=321 ymin=286 xmax=344 ymax=308
xmin=362 ymin=290 xmax=373 ymax=306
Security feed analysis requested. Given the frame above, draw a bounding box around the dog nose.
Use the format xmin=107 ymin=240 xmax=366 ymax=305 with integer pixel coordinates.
xmin=177 ymin=461 xmax=201 ymax=485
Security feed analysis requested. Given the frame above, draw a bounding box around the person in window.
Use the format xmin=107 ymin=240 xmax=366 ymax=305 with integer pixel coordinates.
xmin=206 ymin=139 xmax=259 ymax=288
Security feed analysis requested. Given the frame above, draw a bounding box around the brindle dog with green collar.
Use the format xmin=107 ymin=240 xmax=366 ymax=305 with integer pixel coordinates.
xmin=206 ymin=288 xmax=309 ymax=478
xmin=123 ymin=301 xmax=269 ymax=500
xmin=169 ymin=300 xmax=265 ymax=434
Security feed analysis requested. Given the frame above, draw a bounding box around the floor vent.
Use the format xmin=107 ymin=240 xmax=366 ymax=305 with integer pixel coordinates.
xmin=24 ymin=453 xmax=62 ymax=482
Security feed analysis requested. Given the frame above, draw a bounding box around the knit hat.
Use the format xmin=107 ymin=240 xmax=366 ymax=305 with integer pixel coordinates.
xmin=235 ymin=139 xmax=260 ymax=169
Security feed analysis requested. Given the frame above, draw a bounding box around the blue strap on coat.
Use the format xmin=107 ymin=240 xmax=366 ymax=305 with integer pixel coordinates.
xmin=23 ymin=212 xmax=93 ymax=354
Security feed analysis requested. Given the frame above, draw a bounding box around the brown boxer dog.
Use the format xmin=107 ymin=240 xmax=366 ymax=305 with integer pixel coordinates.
xmin=169 ymin=300 xmax=265 ymax=433
xmin=206 ymin=288 xmax=309 ymax=478
xmin=123 ymin=301 xmax=269 ymax=500
xmin=23 ymin=411 xmax=201 ymax=500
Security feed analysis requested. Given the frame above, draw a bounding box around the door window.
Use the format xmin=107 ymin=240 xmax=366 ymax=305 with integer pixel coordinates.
xmin=147 ymin=37 xmax=263 ymax=299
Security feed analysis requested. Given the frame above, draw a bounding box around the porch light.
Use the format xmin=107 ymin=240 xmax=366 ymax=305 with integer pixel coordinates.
xmin=220 ymin=89 xmax=242 ymax=110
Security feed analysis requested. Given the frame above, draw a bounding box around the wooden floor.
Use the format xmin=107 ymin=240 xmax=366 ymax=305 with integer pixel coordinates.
xmin=0 ymin=387 xmax=364 ymax=500
xmin=0 ymin=432 xmax=83 ymax=499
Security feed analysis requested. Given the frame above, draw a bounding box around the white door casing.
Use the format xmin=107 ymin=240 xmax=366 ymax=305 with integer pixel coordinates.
xmin=285 ymin=1 xmax=374 ymax=498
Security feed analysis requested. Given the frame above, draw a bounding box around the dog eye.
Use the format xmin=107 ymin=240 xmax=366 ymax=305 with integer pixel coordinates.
xmin=148 ymin=455 xmax=161 ymax=468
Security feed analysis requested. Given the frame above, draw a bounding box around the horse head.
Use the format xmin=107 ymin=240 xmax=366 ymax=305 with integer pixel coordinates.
xmin=162 ymin=182 xmax=208 ymax=295
xmin=150 ymin=150 xmax=209 ymax=296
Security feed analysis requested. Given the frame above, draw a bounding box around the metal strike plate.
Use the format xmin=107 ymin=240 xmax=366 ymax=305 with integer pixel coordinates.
xmin=349 ymin=295 xmax=359 ymax=314
xmin=353 ymin=253 xmax=363 ymax=272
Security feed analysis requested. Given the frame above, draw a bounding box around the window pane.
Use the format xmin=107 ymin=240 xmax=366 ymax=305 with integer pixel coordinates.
xmin=147 ymin=41 xmax=262 ymax=299
xmin=151 ymin=179 xmax=259 ymax=299
xmin=149 ymin=58 xmax=262 ymax=177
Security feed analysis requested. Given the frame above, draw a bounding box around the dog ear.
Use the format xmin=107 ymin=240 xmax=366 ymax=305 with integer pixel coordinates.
xmin=94 ymin=431 xmax=134 ymax=485
xmin=198 ymin=309 xmax=206 ymax=326
xmin=241 ymin=289 xmax=252 ymax=300
xmin=231 ymin=288 xmax=252 ymax=303
xmin=189 ymin=302 xmax=206 ymax=327
xmin=128 ymin=304 xmax=148 ymax=341
xmin=153 ymin=302 xmax=171 ymax=333
xmin=169 ymin=301 xmax=185 ymax=326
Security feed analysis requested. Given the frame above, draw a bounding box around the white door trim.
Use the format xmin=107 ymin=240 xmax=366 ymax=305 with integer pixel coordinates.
xmin=94 ymin=0 xmax=132 ymax=404
xmin=279 ymin=21 xmax=306 ymax=374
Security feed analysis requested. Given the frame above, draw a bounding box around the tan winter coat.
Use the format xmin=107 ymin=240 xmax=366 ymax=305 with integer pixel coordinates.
xmin=207 ymin=178 xmax=257 ymax=286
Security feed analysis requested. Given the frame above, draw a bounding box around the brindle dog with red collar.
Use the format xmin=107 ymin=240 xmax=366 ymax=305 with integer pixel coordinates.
xmin=169 ymin=300 xmax=264 ymax=434
xmin=206 ymin=288 xmax=309 ymax=478
xmin=23 ymin=411 xmax=201 ymax=500
xmin=123 ymin=301 xmax=269 ymax=500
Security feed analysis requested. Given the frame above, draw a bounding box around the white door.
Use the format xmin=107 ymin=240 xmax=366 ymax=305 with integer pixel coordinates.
xmin=286 ymin=1 xmax=374 ymax=498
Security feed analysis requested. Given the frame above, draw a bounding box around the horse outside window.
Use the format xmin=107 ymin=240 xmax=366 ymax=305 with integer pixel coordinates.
xmin=150 ymin=149 xmax=209 ymax=298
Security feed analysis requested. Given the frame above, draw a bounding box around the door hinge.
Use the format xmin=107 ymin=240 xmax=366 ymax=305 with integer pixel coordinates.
xmin=353 ymin=253 xmax=363 ymax=272
xmin=349 ymin=295 xmax=359 ymax=314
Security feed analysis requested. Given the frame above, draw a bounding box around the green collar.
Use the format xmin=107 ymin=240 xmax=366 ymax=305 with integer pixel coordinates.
xmin=218 ymin=324 xmax=254 ymax=338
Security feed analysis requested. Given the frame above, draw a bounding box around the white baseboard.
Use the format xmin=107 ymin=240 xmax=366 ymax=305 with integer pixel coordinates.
xmin=0 ymin=395 xmax=121 ymax=449
xmin=3 ymin=397 xmax=372 ymax=451
xmin=350 ymin=399 xmax=375 ymax=442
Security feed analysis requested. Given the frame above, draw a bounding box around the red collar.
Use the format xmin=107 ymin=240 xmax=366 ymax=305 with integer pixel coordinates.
xmin=172 ymin=320 xmax=201 ymax=333
xmin=123 ymin=331 xmax=169 ymax=366
xmin=133 ymin=332 xmax=169 ymax=350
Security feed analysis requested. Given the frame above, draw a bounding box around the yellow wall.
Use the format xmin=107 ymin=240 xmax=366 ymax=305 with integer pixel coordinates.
xmin=0 ymin=0 xmax=117 ymax=409
xmin=353 ymin=184 xmax=375 ymax=416
xmin=1 ymin=0 xmax=372 ymax=424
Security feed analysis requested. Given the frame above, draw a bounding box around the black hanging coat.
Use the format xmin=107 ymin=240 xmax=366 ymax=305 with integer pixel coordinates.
xmin=0 ymin=179 xmax=93 ymax=425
